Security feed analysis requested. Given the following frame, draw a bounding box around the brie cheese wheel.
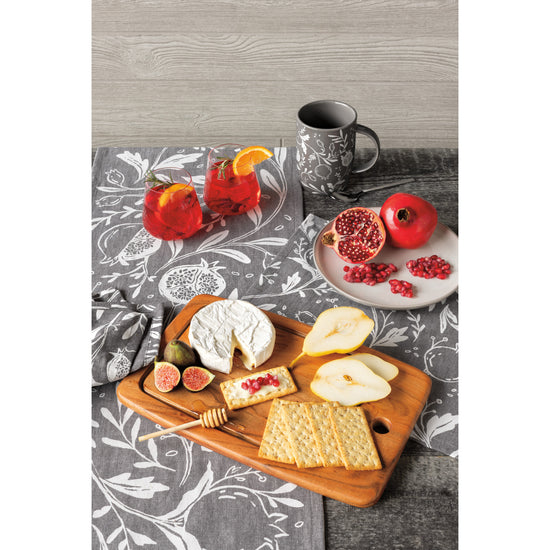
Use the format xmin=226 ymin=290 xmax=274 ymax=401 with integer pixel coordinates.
xmin=188 ymin=300 xmax=276 ymax=374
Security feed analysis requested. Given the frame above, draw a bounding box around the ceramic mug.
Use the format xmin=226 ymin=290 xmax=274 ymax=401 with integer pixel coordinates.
xmin=296 ymin=100 xmax=380 ymax=194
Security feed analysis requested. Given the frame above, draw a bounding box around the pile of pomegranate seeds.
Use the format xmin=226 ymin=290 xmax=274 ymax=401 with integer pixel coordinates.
xmin=241 ymin=373 xmax=279 ymax=394
xmin=343 ymin=262 xmax=398 ymax=285
xmin=406 ymin=255 xmax=451 ymax=279
xmin=341 ymin=254 xmax=451 ymax=298
xmin=389 ymin=279 xmax=414 ymax=298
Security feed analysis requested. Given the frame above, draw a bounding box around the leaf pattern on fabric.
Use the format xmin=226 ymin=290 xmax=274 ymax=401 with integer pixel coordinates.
xmin=93 ymin=147 xmax=301 ymax=326
xmin=92 ymin=384 xmax=314 ymax=550
xmin=92 ymin=147 xmax=321 ymax=549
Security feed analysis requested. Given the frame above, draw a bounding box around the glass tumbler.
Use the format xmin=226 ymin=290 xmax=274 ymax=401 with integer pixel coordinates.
xmin=204 ymin=144 xmax=262 ymax=215
xmin=142 ymin=168 xmax=202 ymax=240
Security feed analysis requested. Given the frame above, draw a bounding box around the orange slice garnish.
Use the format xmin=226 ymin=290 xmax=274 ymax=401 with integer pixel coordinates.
xmin=158 ymin=183 xmax=191 ymax=208
xmin=233 ymin=146 xmax=273 ymax=176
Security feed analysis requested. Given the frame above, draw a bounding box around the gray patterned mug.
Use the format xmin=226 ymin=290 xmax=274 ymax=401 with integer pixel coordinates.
xmin=296 ymin=100 xmax=380 ymax=195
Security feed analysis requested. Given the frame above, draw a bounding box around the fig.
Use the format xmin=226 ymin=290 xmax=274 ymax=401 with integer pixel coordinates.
xmin=163 ymin=339 xmax=197 ymax=369
xmin=153 ymin=360 xmax=181 ymax=392
xmin=182 ymin=366 xmax=215 ymax=392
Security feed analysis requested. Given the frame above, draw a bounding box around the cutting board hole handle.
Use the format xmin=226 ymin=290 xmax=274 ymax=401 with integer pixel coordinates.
xmin=372 ymin=417 xmax=391 ymax=434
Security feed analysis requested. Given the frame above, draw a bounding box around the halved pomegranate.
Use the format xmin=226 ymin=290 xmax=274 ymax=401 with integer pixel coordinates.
xmin=321 ymin=207 xmax=386 ymax=263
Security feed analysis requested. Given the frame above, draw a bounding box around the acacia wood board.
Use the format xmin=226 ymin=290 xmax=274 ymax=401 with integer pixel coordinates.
xmin=117 ymin=294 xmax=431 ymax=507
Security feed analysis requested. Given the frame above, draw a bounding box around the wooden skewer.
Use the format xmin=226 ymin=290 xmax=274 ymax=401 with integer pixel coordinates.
xmin=138 ymin=407 xmax=228 ymax=442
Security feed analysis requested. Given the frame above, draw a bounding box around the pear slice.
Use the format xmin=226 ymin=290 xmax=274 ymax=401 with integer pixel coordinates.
xmin=349 ymin=352 xmax=399 ymax=381
xmin=310 ymin=357 xmax=391 ymax=406
xmin=289 ymin=307 xmax=374 ymax=368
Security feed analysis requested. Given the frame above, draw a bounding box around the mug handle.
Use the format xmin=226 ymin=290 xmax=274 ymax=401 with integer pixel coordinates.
xmin=351 ymin=124 xmax=381 ymax=174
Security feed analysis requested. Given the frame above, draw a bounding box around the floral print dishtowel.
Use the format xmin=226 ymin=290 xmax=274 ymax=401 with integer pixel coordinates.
xmin=92 ymin=147 xmax=326 ymax=550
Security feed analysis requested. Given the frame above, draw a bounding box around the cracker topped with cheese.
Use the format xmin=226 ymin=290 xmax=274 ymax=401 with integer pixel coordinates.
xmin=189 ymin=300 xmax=276 ymax=374
xmin=220 ymin=366 xmax=297 ymax=410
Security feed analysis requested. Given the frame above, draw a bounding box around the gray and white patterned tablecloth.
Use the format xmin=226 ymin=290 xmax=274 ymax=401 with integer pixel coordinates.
xmin=92 ymin=146 xmax=458 ymax=549
xmin=92 ymin=146 xmax=324 ymax=550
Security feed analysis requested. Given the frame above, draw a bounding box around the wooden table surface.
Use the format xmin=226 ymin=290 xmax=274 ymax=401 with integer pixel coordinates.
xmin=303 ymin=148 xmax=458 ymax=549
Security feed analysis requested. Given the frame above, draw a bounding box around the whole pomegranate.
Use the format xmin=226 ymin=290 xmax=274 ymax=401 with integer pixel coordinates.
xmin=321 ymin=207 xmax=386 ymax=263
xmin=380 ymin=193 xmax=438 ymax=249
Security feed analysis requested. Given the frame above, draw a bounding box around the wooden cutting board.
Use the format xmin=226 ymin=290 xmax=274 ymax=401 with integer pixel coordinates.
xmin=117 ymin=294 xmax=431 ymax=507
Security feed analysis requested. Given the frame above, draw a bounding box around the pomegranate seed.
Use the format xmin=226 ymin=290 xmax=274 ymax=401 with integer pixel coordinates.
xmin=389 ymin=279 xmax=414 ymax=298
xmin=271 ymin=379 xmax=280 ymax=387
xmin=406 ymin=254 xmax=451 ymax=279
xmin=343 ymin=262 xmax=398 ymax=286
xmin=248 ymin=387 xmax=256 ymax=394
xmin=241 ymin=381 xmax=248 ymax=389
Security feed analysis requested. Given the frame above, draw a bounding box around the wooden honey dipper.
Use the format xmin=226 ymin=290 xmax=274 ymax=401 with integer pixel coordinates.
xmin=138 ymin=407 xmax=228 ymax=442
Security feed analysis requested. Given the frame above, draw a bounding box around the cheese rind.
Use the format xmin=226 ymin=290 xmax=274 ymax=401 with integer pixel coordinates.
xmin=188 ymin=300 xmax=276 ymax=374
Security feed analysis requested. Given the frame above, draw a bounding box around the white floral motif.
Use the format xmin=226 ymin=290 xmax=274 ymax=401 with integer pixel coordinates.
xmin=159 ymin=259 xmax=227 ymax=306
xmin=93 ymin=148 xmax=291 ymax=312
xmin=92 ymin=386 xmax=308 ymax=549
xmin=341 ymin=150 xmax=353 ymax=167
xmin=411 ymin=399 xmax=458 ymax=449
xmin=106 ymin=349 xmax=132 ymax=382
xmin=117 ymin=227 xmax=162 ymax=265
xmin=296 ymin=127 xmax=355 ymax=194
xmin=424 ymin=336 xmax=459 ymax=383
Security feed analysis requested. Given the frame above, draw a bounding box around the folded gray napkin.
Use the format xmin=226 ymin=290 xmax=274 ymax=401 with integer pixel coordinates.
xmin=91 ymin=288 xmax=164 ymax=386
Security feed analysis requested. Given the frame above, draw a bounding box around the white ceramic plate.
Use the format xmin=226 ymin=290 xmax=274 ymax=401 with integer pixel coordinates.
xmin=313 ymin=208 xmax=458 ymax=310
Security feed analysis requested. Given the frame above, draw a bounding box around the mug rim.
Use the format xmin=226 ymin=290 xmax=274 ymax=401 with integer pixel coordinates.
xmin=297 ymin=99 xmax=358 ymax=131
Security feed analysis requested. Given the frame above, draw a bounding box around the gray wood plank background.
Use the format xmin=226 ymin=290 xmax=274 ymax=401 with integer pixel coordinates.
xmin=92 ymin=0 xmax=458 ymax=149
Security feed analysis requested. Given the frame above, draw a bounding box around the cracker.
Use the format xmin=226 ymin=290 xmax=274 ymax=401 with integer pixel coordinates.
xmin=220 ymin=366 xmax=297 ymax=411
xmin=306 ymin=402 xmax=345 ymax=467
xmin=329 ymin=406 xmax=382 ymax=471
xmin=280 ymin=401 xmax=324 ymax=468
xmin=258 ymin=399 xmax=295 ymax=464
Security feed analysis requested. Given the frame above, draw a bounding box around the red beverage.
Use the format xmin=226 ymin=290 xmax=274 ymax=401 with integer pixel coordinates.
xmin=204 ymin=160 xmax=261 ymax=215
xmin=142 ymin=171 xmax=202 ymax=240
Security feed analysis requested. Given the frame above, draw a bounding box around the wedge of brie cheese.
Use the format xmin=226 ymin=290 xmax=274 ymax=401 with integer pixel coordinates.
xmin=188 ymin=300 xmax=276 ymax=374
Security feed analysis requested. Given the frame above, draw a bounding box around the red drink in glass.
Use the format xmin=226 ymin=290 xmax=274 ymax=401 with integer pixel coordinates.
xmin=204 ymin=144 xmax=262 ymax=215
xmin=142 ymin=169 xmax=202 ymax=240
xmin=204 ymin=161 xmax=261 ymax=215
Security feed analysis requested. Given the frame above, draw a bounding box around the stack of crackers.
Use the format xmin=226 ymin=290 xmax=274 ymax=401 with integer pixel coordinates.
xmin=258 ymin=399 xmax=382 ymax=470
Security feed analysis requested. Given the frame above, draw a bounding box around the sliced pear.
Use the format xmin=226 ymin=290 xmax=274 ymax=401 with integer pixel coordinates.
xmin=289 ymin=307 xmax=374 ymax=368
xmin=349 ymin=352 xmax=399 ymax=381
xmin=310 ymin=357 xmax=391 ymax=406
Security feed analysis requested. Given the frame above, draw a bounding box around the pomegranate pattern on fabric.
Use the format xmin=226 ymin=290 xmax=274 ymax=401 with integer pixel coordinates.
xmin=91 ymin=147 xmax=320 ymax=550
xmin=92 ymin=147 xmax=299 ymax=325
